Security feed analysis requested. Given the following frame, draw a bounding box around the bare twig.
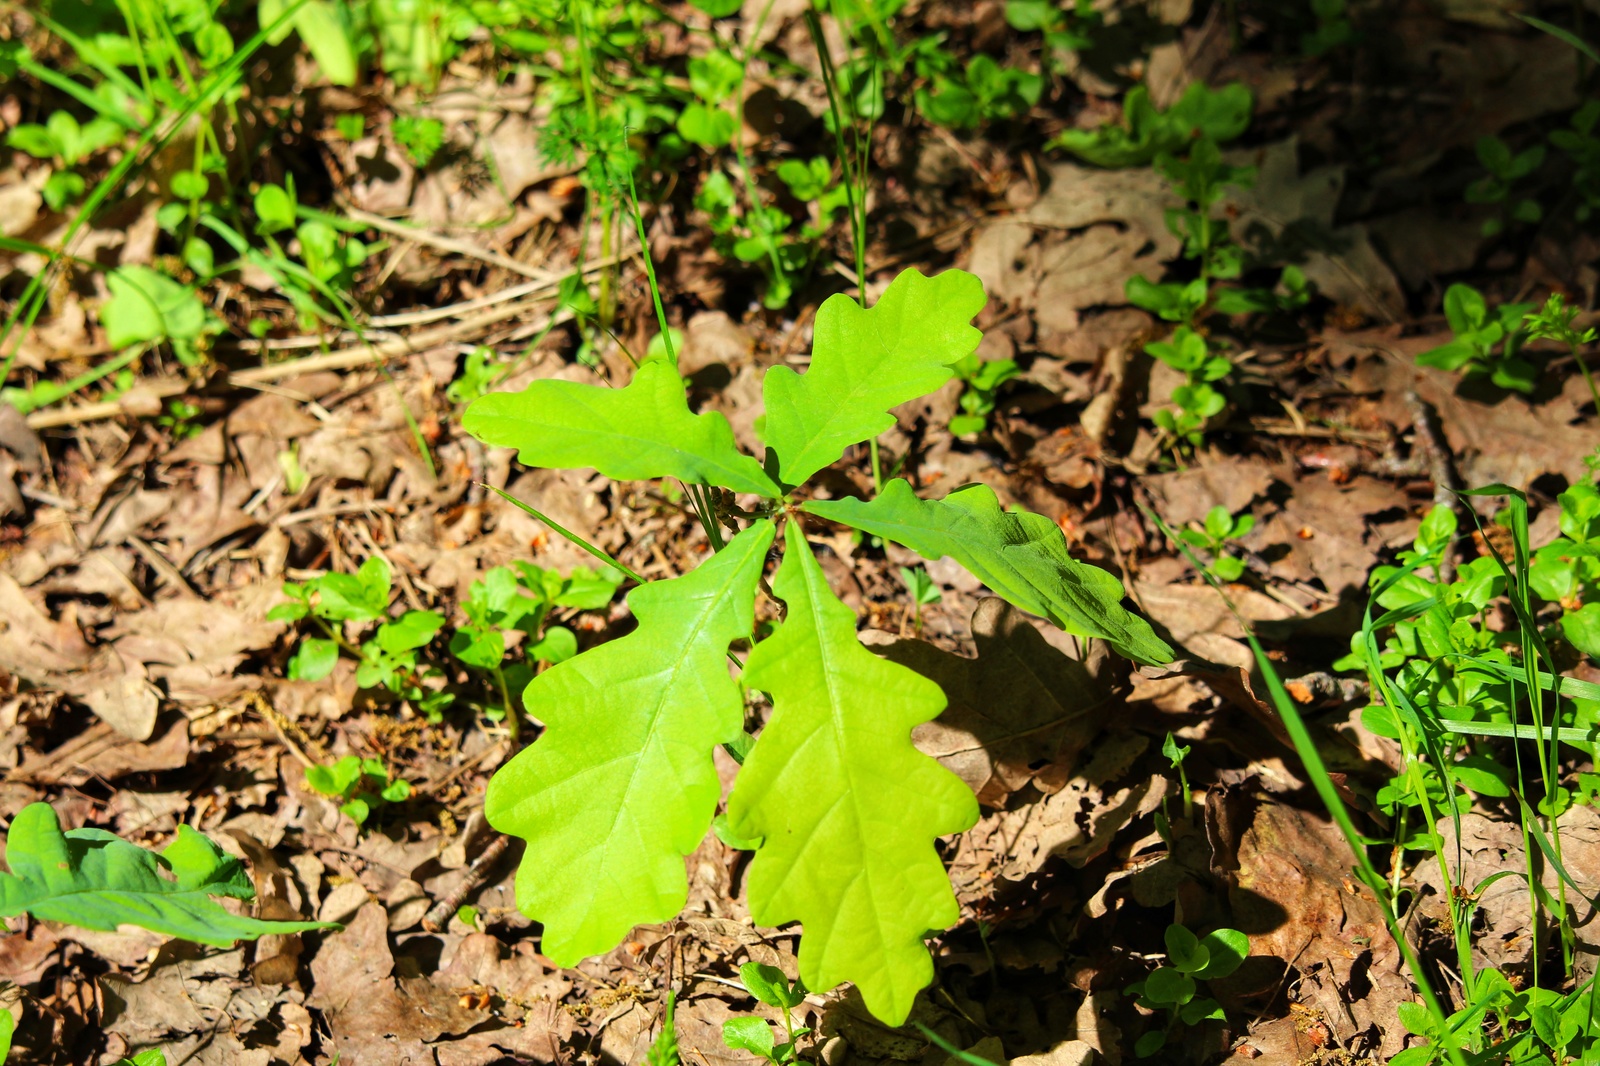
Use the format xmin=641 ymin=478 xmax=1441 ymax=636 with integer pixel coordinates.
xmin=338 ymin=204 xmax=565 ymax=283
xmin=421 ymin=833 xmax=512 ymax=932
xmin=1404 ymin=388 xmax=1462 ymax=583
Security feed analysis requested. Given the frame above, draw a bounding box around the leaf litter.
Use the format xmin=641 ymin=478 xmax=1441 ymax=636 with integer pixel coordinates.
xmin=1 ymin=2 xmax=1599 ymax=1064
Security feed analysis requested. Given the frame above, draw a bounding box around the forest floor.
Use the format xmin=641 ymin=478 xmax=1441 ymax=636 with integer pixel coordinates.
xmin=0 ymin=1 xmax=1598 ymax=1064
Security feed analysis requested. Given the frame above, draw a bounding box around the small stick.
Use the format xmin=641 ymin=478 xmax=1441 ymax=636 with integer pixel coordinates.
xmin=421 ymin=834 xmax=512 ymax=932
xmin=338 ymin=204 xmax=564 ymax=284
xmin=1404 ymin=389 xmax=1462 ymax=583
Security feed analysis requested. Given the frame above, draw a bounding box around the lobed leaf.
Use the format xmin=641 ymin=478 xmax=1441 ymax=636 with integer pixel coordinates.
xmin=485 ymin=522 xmax=774 ymax=963
xmin=760 ymin=269 xmax=985 ymax=487
xmin=464 ymin=359 xmax=780 ymax=497
xmin=0 ymin=803 xmax=332 ymax=945
xmin=805 ymin=479 xmax=1173 ymax=665
xmin=727 ymin=524 xmax=979 ymax=1025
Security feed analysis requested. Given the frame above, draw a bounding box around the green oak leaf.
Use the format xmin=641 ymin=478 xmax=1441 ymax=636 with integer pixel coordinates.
xmin=0 ymin=803 xmax=333 ymax=945
xmin=727 ymin=523 xmax=979 ymax=1025
xmin=485 ymin=522 xmax=774 ymax=963
xmin=804 ymin=479 xmax=1173 ymax=665
xmin=464 ymin=358 xmax=780 ymax=497
xmin=760 ymin=269 xmax=985 ymax=486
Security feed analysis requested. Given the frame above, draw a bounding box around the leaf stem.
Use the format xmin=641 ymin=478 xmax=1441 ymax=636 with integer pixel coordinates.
xmin=494 ymin=664 xmax=520 ymax=745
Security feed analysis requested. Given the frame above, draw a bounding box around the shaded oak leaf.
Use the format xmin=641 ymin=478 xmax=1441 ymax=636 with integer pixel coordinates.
xmin=805 ymin=479 xmax=1172 ymax=665
xmin=0 ymin=803 xmax=332 ymax=945
xmin=485 ymin=522 xmax=774 ymax=963
xmin=728 ymin=523 xmax=978 ymax=1025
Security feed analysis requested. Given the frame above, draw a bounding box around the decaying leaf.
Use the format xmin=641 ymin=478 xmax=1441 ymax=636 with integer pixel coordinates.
xmin=871 ymin=598 xmax=1113 ymax=806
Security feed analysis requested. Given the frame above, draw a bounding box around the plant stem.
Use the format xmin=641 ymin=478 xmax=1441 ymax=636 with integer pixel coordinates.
xmin=494 ymin=665 xmax=520 ymax=745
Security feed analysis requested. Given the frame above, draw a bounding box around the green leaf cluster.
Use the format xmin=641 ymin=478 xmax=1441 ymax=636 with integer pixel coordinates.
xmin=305 ymin=754 xmax=412 ymax=826
xmin=947 ymin=353 xmax=1018 ymax=438
xmin=1390 ymin=968 xmax=1600 ymax=1065
xmin=102 ymin=266 xmax=223 ymax=366
xmin=1531 ymin=482 xmax=1600 ymax=658
xmin=914 ymin=52 xmax=1043 ymax=131
xmin=1126 ymin=923 xmax=1248 ymax=1057
xmin=1417 ymin=283 xmax=1539 ymax=394
xmin=721 ymin=962 xmax=810 ymax=1064
xmin=271 ymin=554 xmax=621 ymax=725
xmin=1048 ymin=82 xmax=1253 ymax=168
xmin=1176 ymin=505 xmax=1254 ymax=583
xmin=463 ymin=268 xmax=1171 ymax=1023
xmin=0 ymin=802 xmax=332 ymax=944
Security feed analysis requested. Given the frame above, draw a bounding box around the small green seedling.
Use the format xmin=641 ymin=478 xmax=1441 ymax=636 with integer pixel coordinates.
xmin=451 ymin=562 xmax=620 ymax=731
xmin=464 ymin=267 xmax=1171 ymax=1024
xmin=1145 ymin=327 xmax=1231 ymax=454
xmin=1530 ymin=480 xmax=1600 ymax=658
xmin=6 ymin=110 xmax=124 ymax=210
xmin=1178 ymin=505 xmax=1254 ymax=582
xmin=1161 ymin=732 xmax=1192 ymax=822
xmin=722 ymin=962 xmax=810 ymax=1065
xmin=1524 ymin=292 xmax=1600 ymax=413
xmin=1417 ymin=283 xmax=1538 ymax=394
xmin=447 ymin=346 xmax=510 ymax=405
xmin=1335 ymin=505 xmax=1524 ymax=846
xmin=249 ymin=181 xmax=371 ymax=325
xmin=678 ymin=51 xmax=742 ymax=148
xmin=698 ymin=164 xmax=843 ymax=310
xmin=1049 ymin=82 xmax=1253 ymax=168
xmin=1302 ymin=0 xmax=1355 ymax=56
xmin=1005 ymin=0 xmax=1103 ymax=64
xmin=650 ymin=992 xmax=680 ymax=1066
xmin=948 ymin=353 xmax=1019 ymax=438
xmin=101 ymin=266 xmax=223 ymax=366
xmin=899 ymin=565 xmax=942 ymax=636
xmin=1466 ymin=134 xmax=1546 ymax=237
xmin=269 ymin=556 xmax=453 ymax=716
xmin=1126 ymin=923 xmax=1249 ymax=1058
xmin=1550 ymin=100 xmax=1600 ymax=222
xmin=334 ymin=113 xmax=366 ymax=141
xmin=1389 ymin=969 xmax=1597 ymax=1065
xmin=914 ymin=51 xmax=1043 ymax=130
xmin=305 ymin=755 xmax=412 ymax=826
xmin=394 ymin=115 xmax=446 ymax=166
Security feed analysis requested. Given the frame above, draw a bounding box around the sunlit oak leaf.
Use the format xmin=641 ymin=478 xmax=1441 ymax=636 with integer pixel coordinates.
xmin=485 ymin=522 xmax=774 ymax=963
xmin=464 ymin=358 xmax=780 ymax=497
xmin=0 ymin=803 xmax=333 ymax=945
xmin=805 ymin=479 xmax=1173 ymax=665
xmin=727 ymin=523 xmax=979 ymax=1024
xmin=760 ymin=269 xmax=985 ymax=486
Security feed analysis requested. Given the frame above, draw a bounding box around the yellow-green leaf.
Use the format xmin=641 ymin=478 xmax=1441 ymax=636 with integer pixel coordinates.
xmin=485 ymin=522 xmax=774 ymax=963
xmin=727 ymin=523 xmax=978 ymax=1024
xmin=464 ymin=359 xmax=780 ymax=497
xmin=760 ymin=269 xmax=985 ymax=486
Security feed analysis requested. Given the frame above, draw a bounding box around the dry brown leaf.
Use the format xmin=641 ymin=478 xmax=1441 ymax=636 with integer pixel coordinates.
xmin=1229 ymin=802 xmax=1414 ymax=1060
xmin=1226 ymin=139 xmax=1404 ymax=321
xmin=13 ymin=716 xmax=190 ymax=784
xmin=1413 ymin=806 xmax=1600 ymax=976
xmin=310 ymin=901 xmax=489 ymax=1064
xmin=950 ymin=731 xmax=1164 ymax=900
xmin=871 ymin=599 xmax=1112 ymax=807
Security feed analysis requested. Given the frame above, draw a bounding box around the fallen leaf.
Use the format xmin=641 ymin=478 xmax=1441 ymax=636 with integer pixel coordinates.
xmin=1226 ymin=138 xmax=1404 ymax=321
xmin=872 ymin=599 xmax=1113 ymax=806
